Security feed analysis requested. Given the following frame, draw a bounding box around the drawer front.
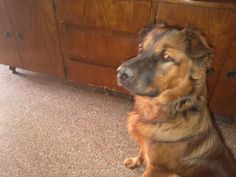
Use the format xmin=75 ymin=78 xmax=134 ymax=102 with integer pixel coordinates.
xmin=65 ymin=59 xmax=126 ymax=93
xmin=62 ymin=29 xmax=138 ymax=68
xmin=57 ymin=0 xmax=156 ymax=34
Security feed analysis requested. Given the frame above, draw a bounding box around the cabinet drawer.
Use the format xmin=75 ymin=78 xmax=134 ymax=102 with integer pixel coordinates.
xmin=62 ymin=29 xmax=138 ymax=68
xmin=65 ymin=59 xmax=125 ymax=93
xmin=56 ymin=0 xmax=155 ymax=34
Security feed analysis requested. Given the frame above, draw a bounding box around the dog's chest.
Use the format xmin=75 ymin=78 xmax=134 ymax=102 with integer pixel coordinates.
xmin=127 ymin=112 xmax=187 ymax=168
xmin=142 ymin=141 xmax=188 ymax=172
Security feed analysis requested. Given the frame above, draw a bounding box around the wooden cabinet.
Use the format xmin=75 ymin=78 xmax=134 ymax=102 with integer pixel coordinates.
xmin=0 ymin=0 xmax=235 ymax=118
xmin=56 ymin=0 xmax=158 ymax=92
xmin=0 ymin=0 xmax=64 ymax=77
xmin=54 ymin=0 xmax=236 ymax=118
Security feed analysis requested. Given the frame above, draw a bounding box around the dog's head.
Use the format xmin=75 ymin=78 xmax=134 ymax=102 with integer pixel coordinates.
xmin=117 ymin=22 xmax=212 ymax=97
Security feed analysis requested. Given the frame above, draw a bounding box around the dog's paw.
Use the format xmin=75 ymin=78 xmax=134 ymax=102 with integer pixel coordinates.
xmin=123 ymin=157 xmax=143 ymax=169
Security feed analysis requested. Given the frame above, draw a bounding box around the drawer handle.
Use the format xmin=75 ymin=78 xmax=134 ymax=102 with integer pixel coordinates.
xmin=3 ymin=31 xmax=11 ymax=38
xmin=226 ymin=70 xmax=236 ymax=78
xmin=15 ymin=32 xmax=24 ymax=40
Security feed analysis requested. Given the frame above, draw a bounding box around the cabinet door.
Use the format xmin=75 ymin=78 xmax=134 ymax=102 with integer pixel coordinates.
xmin=5 ymin=0 xmax=64 ymax=77
xmin=0 ymin=0 xmax=22 ymax=67
xmin=210 ymin=37 xmax=236 ymax=118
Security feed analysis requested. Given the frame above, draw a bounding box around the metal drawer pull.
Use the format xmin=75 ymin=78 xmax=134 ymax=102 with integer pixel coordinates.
xmin=226 ymin=70 xmax=236 ymax=78
xmin=3 ymin=31 xmax=11 ymax=38
xmin=15 ymin=32 xmax=24 ymax=40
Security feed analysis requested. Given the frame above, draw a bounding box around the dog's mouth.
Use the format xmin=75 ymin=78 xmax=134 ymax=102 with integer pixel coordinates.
xmin=117 ymin=70 xmax=160 ymax=97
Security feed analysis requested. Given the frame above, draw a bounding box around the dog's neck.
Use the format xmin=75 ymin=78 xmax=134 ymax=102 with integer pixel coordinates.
xmin=134 ymin=77 xmax=207 ymax=121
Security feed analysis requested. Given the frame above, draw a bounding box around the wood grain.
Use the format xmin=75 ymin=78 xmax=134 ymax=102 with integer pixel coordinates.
xmin=210 ymin=36 xmax=236 ymax=117
xmin=157 ymin=0 xmax=236 ymax=10
xmin=0 ymin=0 xmax=22 ymax=67
xmin=63 ymin=30 xmax=138 ymax=68
xmin=65 ymin=59 xmax=126 ymax=93
xmin=57 ymin=0 xmax=156 ymax=34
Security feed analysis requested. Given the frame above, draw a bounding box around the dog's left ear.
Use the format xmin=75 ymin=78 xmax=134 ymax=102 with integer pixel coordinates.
xmin=139 ymin=21 xmax=166 ymax=40
xmin=184 ymin=28 xmax=213 ymax=64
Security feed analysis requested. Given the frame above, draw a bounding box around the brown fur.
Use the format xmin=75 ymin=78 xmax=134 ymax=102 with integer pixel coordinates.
xmin=118 ymin=23 xmax=236 ymax=177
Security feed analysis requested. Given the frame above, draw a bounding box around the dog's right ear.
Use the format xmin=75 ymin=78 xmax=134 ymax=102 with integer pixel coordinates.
xmin=139 ymin=21 xmax=166 ymax=40
xmin=184 ymin=28 xmax=213 ymax=61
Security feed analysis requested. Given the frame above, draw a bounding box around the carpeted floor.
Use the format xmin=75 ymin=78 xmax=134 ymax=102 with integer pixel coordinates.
xmin=0 ymin=65 xmax=235 ymax=177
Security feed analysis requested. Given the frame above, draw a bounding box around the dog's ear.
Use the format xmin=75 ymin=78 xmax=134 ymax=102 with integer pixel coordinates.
xmin=139 ymin=21 xmax=166 ymax=40
xmin=184 ymin=28 xmax=213 ymax=64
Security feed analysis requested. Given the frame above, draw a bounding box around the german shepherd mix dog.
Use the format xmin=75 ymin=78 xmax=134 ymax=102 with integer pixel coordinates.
xmin=117 ymin=22 xmax=236 ymax=177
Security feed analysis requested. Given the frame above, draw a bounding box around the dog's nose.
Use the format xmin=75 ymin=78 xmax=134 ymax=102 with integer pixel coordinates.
xmin=117 ymin=65 xmax=134 ymax=81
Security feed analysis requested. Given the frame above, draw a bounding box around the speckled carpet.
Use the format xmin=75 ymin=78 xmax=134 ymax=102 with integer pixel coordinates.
xmin=0 ymin=65 xmax=235 ymax=177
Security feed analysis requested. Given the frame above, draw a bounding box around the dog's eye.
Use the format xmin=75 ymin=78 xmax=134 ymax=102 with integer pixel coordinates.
xmin=162 ymin=52 xmax=173 ymax=62
xmin=163 ymin=53 xmax=170 ymax=59
xmin=163 ymin=52 xmax=170 ymax=60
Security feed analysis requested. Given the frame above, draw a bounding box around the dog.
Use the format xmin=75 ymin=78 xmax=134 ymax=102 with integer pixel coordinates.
xmin=117 ymin=22 xmax=236 ymax=177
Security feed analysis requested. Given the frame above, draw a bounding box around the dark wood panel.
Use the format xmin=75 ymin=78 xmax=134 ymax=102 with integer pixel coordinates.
xmin=210 ymin=37 xmax=236 ymax=117
xmin=65 ymin=60 xmax=126 ymax=93
xmin=5 ymin=0 xmax=64 ymax=77
xmin=63 ymin=30 xmax=138 ymax=68
xmin=0 ymin=0 xmax=22 ymax=67
xmin=56 ymin=0 xmax=156 ymax=34
xmin=157 ymin=0 xmax=236 ymax=10
xmin=156 ymin=2 xmax=236 ymax=97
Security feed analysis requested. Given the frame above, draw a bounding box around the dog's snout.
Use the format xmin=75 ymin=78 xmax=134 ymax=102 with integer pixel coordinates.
xmin=117 ymin=65 xmax=134 ymax=82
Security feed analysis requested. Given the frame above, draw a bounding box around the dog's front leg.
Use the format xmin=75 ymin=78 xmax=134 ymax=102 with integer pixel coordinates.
xmin=142 ymin=165 xmax=180 ymax=177
xmin=124 ymin=112 xmax=145 ymax=169
xmin=123 ymin=149 xmax=144 ymax=169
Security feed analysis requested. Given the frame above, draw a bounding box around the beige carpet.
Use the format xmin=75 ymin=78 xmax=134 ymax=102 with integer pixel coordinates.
xmin=0 ymin=65 xmax=235 ymax=177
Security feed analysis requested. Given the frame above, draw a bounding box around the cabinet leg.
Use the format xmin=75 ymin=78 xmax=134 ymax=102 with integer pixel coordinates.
xmin=9 ymin=66 xmax=17 ymax=74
